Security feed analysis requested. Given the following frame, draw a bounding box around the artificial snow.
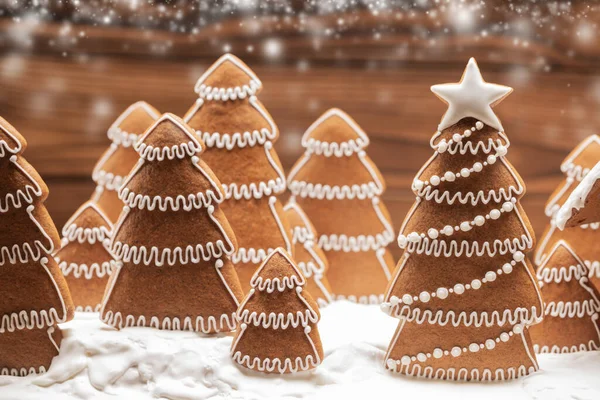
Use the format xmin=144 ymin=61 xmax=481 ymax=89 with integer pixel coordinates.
xmin=0 ymin=301 xmax=599 ymax=400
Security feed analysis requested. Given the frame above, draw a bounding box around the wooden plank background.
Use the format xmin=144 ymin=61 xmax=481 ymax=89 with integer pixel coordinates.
xmin=0 ymin=9 xmax=599 ymax=259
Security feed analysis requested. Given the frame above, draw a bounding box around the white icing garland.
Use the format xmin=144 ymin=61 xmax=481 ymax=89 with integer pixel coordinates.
xmin=193 ymin=54 xmax=262 ymax=101
xmin=110 ymin=205 xmax=235 ymax=266
xmin=119 ymin=156 xmax=224 ymax=211
xmin=300 ymin=108 xmax=370 ymax=157
xmin=0 ymin=205 xmax=56 ymax=265
xmin=0 ymin=156 xmax=43 ymax=212
xmin=184 ymin=96 xmax=277 ymax=149
xmin=58 ymin=260 xmax=113 ymax=280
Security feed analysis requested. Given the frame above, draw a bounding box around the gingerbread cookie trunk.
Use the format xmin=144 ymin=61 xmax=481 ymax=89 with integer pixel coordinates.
xmin=535 ymin=136 xmax=600 ymax=288
xmin=284 ymin=202 xmax=333 ymax=307
xmin=287 ymin=108 xmax=394 ymax=304
xmin=231 ymin=248 xmax=323 ymax=374
xmin=381 ymin=59 xmax=544 ymax=381
xmin=54 ymin=202 xmax=113 ymax=312
xmin=91 ymin=101 xmax=160 ymax=222
xmin=183 ymin=54 xmax=292 ymax=290
xmin=0 ymin=116 xmax=74 ymax=376
xmin=100 ymin=113 xmax=244 ymax=333
xmin=530 ymin=241 xmax=600 ymax=353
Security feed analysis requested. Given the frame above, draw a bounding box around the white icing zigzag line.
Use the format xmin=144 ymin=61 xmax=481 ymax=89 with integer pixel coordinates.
xmin=107 ymin=101 xmax=160 ymax=145
xmin=184 ymin=96 xmax=278 ymax=149
xmin=231 ymin=324 xmax=321 ymax=374
xmin=238 ymin=306 xmax=318 ymax=329
xmin=119 ymin=157 xmax=224 ymax=211
xmin=110 ymin=206 xmax=236 ymax=266
xmin=60 ymin=203 xmax=113 ymax=244
xmin=0 ymin=123 xmax=23 ymax=158
xmin=300 ymin=108 xmax=370 ymax=157
xmin=0 ymin=206 xmax=56 ymax=265
xmin=135 ymin=114 xmax=203 ymax=162
xmin=288 ymin=151 xmax=384 ymax=200
xmin=194 ymin=54 xmax=262 ymax=101
xmin=222 ymin=141 xmax=287 ymax=200
xmin=76 ymin=304 xmax=102 ymax=313
xmin=535 ymin=338 xmax=600 ymax=354
xmin=248 ymin=248 xmax=306 ymax=293
xmin=545 ymin=300 xmax=600 ymax=318
xmin=0 ymin=257 xmax=68 ymax=332
xmin=0 ymin=156 xmax=43 ymax=212
xmin=0 ymin=366 xmax=47 ymax=377
xmin=101 ymin=310 xmax=238 ymax=333
xmin=92 ymin=144 xmax=126 ymax=190
xmin=559 ymin=135 xmax=600 ymax=181
xmin=58 ymin=260 xmax=113 ymax=279
xmin=537 ymin=264 xmax=589 ymax=283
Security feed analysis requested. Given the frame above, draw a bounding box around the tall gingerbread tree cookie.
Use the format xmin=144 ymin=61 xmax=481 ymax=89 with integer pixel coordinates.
xmin=287 ymin=108 xmax=395 ymax=304
xmin=54 ymin=202 xmax=113 ymax=312
xmin=535 ymin=135 xmax=600 ymax=287
xmin=91 ymin=101 xmax=160 ymax=222
xmin=530 ymin=241 xmax=600 ymax=353
xmin=382 ymin=59 xmax=544 ymax=381
xmin=283 ymin=202 xmax=333 ymax=307
xmin=231 ymin=248 xmax=323 ymax=374
xmin=100 ymin=113 xmax=244 ymax=333
xmin=183 ymin=54 xmax=292 ymax=291
xmin=0 ymin=117 xmax=74 ymax=376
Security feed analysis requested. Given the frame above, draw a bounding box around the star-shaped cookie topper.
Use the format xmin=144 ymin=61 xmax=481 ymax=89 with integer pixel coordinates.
xmin=431 ymin=58 xmax=513 ymax=132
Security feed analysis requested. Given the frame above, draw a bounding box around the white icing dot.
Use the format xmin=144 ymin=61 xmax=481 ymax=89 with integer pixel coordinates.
xmin=473 ymin=162 xmax=483 ymax=172
xmin=471 ymin=279 xmax=482 ymax=290
xmin=502 ymin=263 xmax=513 ymax=274
xmin=443 ymin=225 xmax=454 ymax=236
xmin=460 ymin=168 xmax=470 ymax=177
xmin=398 ymin=235 xmax=408 ymax=247
xmin=500 ymin=333 xmax=510 ymax=342
xmin=460 ymin=221 xmax=472 ymax=232
xmin=417 ymin=353 xmax=427 ymax=362
xmin=513 ymin=324 xmax=523 ymax=334
xmin=469 ymin=343 xmax=480 ymax=353
xmin=408 ymin=232 xmax=421 ymax=242
xmin=485 ymin=339 xmax=496 ymax=350
xmin=438 ymin=140 xmax=448 ymax=153
xmin=414 ymin=180 xmax=424 ymax=190
xmin=453 ymin=284 xmax=465 ymax=295
xmin=451 ymin=347 xmax=462 ymax=357
xmin=475 ymin=121 xmax=484 ymax=130
xmin=436 ymin=287 xmax=449 ymax=300
xmin=402 ymin=294 xmax=413 ymax=305
xmin=428 ymin=228 xmax=439 ymax=239
xmin=430 ymin=175 xmax=440 ymax=186
xmin=401 ymin=356 xmax=411 ymax=365
xmin=487 ymin=155 xmax=497 ymax=164
xmin=497 ymin=146 xmax=508 ymax=156
xmin=502 ymin=201 xmax=514 ymax=212
xmin=419 ymin=291 xmax=431 ymax=303
xmin=474 ymin=215 xmax=485 ymax=226
xmin=513 ymin=251 xmax=525 ymax=262
xmin=389 ymin=296 xmax=400 ymax=306
xmin=387 ymin=359 xmax=397 ymax=368
xmin=444 ymin=171 xmax=456 ymax=182
xmin=452 ymin=133 xmax=462 ymax=142
xmin=485 ymin=271 xmax=497 ymax=282
xmin=304 ymin=326 xmax=312 ymax=334
xmin=464 ymin=129 xmax=471 ymax=136
xmin=433 ymin=348 xmax=443 ymax=359
xmin=489 ymin=209 xmax=501 ymax=220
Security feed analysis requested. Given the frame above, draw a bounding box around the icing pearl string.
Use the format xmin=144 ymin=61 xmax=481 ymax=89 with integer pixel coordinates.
xmin=388 ymin=251 xmax=524 ymax=306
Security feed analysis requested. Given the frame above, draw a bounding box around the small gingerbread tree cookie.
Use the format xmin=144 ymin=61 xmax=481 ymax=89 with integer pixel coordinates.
xmin=283 ymin=202 xmax=333 ymax=307
xmin=0 ymin=116 xmax=74 ymax=376
xmin=91 ymin=101 xmax=160 ymax=222
xmin=287 ymin=108 xmax=395 ymax=304
xmin=535 ymin=136 xmax=600 ymax=287
xmin=100 ymin=113 xmax=244 ymax=333
xmin=231 ymin=248 xmax=323 ymax=374
xmin=183 ymin=54 xmax=292 ymax=291
xmin=382 ymin=58 xmax=544 ymax=381
xmin=530 ymin=241 xmax=600 ymax=353
xmin=54 ymin=201 xmax=113 ymax=312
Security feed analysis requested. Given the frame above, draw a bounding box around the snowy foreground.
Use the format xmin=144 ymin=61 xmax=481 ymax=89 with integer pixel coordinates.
xmin=0 ymin=301 xmax=599 ymax=400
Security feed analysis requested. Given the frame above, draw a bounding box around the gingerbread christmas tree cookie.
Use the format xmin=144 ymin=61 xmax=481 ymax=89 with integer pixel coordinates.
xmin=530 ymin=241 xmax=600 ymax=353
xmin=382 ymin=58 xmax=543 ymax=381
xmin=0 ymin=116 xmax=74 ymax=376
xmin=183 ymin=54 xmax=292 ymax=291
xmin=100 ymin=113 xmax=244 ymax=333
xmin=91 ymin=101 xmax=160 ymax=222
xmin=54 ymin=202 xmax=113 ymax=312
xmin=535 ymin=136 xmax=600 ymax=288
xmin=283 ymin=202 xmax=333 ymax=307
xmin=231 ymin=248 xmax=323 ymax=374
xmin=287 ymin=108 xmax=394 ymax=304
